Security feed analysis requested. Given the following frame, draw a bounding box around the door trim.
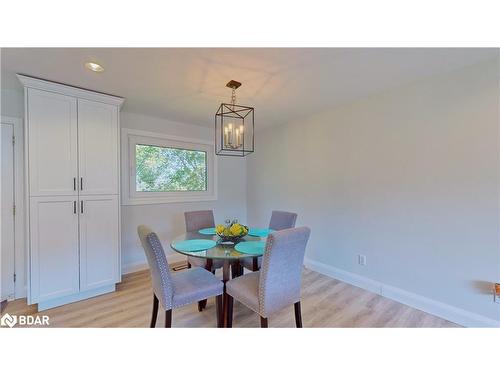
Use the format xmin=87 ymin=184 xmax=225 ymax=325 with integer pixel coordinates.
xmin=1 ymin=116 xmax=25 ymax=299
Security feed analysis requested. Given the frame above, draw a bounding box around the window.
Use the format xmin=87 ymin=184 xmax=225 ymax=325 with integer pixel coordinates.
xmin=122 ymin=129 xmax=217 ymax=205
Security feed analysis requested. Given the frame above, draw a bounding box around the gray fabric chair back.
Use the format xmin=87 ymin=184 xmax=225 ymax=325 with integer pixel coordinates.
xmin=258 ymin=226 xmax=310 ymax=316
xmin=269 ymin=210 xmax=298 ymax=231
xmin=137 ymin=225 xmax=174 ymax=309
xmin=184 ymin=210 xmax=215 ymax=232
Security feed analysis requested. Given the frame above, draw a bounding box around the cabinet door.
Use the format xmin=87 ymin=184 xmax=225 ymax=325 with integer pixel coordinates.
xmin=28 ymin=89 xmax=78 ymax=196
xmin=29 ymin=197 xmax=80 ymax=303
xmin=77 ymin=99 xmax=118 ymax=195
xmin=79 ymin=195 xmax=119 ymax=291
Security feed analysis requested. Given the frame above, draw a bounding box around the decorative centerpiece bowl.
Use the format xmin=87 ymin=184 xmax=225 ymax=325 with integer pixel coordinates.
xmin=216 ymin=220 xmax=249 ymax=245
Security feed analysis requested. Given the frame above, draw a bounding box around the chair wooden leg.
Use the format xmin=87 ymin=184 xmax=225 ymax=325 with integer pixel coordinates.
xmin=150 ymin=294 xmax=159 ymax=328
xmin=252 ymin=257 xmax=259 ymax=272
xmin=260 ymin=316 xmax=268 ymax=328
xmin=165 ymin=309 xmax=172 ymax=328
xmin=231 ymin=261 xmax=240 ymax=279
xmin=215 ymin=295 xmax=223 ymax=328
xmin=226 ymin=295 xmax=234 ymax=328
xmin=294 ymin=301 xmax=303 ymax=328
xmin=198 ymin=300 xmax=206 ymax=312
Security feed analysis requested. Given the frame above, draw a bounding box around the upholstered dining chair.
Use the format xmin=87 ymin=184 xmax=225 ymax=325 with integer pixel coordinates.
xmin=241 ymin=210 xmax=298 ymax=272
xmin=184 ymin=210 xmax=225 ymax=311
xmin=138 ymin=225 xmax=224 ymax=327
xmin=226 ymin=226 xmax=311 ymax=328
xmin=184 ymin=210 xmax=224 ymax=270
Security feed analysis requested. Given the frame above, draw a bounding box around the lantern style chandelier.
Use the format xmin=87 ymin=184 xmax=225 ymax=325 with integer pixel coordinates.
xmin=215 ymin=80 xmax=255 ymax=156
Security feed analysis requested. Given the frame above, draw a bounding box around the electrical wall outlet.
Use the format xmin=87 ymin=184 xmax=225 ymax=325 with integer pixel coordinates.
xmin=358 ymin=254 xmax=367 ymax=266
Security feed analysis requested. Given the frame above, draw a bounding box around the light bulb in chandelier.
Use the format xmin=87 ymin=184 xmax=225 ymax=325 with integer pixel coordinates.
xmin=223 ymin=122 xmax=245 ymax=149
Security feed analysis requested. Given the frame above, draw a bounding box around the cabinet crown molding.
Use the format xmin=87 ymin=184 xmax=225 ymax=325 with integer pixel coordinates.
xmin=17 ymin=74 xmax=125 ymax=107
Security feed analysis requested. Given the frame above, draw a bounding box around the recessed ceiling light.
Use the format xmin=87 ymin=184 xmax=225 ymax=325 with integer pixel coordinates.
xmin=85 ymin=62 xmax=104 ymax=72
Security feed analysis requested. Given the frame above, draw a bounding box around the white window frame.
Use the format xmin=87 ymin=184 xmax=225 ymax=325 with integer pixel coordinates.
xmin=121 ymin=128 xmax=217 ymax=205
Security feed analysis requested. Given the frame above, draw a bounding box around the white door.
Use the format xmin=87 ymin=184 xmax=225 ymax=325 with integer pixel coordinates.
xmin=77 ymin=99 xmax=118 ymax=195
xmin=1 ymin=124 xmax=15 ymax=301
xmin=28 ymin=89 xmax=78 ymax=196
xmin=79 ymin=195 xmax=119 ymax=291
xmin=29 ymin=196 xmax=80 ymax=303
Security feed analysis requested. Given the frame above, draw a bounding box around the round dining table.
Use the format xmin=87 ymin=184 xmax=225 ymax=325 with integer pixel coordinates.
xmin=170 ymin=230 xmax=267 ymax=326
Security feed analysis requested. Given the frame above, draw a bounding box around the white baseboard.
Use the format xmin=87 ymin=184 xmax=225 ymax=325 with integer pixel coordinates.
xmin=122 ymin=253 xmax=186 ymax=275
xmin=122 ymin=261 xmax=149 ymax=275
xmin=38 ymin=285 xmax=115 ymax=311
xmin=304 ymin=257 xmax=500 ymax=328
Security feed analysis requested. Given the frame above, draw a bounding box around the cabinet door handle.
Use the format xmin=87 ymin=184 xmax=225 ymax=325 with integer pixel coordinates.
xmin=80 ymin=200 xmax=84 ymax=214
xmin=73 ymin=178 xmax=76 ymax=191
xmin=80 ymin=177 xmax=83 ymax=191
xmin=73 ymin=201 xmax=77 ymax=214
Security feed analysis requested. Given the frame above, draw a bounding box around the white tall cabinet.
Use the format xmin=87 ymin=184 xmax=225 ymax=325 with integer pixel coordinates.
xmin=18 ymin=75 xmax=124 ymax=311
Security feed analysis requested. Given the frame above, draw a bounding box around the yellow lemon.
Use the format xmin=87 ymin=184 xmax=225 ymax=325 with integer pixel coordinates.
xmin=216 ymin=224 xmax=225 ymax=235
xmin=230 ymin=224 xmax=241 ymax=236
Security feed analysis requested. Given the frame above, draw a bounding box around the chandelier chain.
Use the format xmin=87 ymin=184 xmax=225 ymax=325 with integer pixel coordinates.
xmin=231 ymin=87 xmax=237 ymax=109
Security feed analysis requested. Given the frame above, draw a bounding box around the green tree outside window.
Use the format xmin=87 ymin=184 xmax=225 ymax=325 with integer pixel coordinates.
xmin=136 ymin=144 xmax=207 ymax=192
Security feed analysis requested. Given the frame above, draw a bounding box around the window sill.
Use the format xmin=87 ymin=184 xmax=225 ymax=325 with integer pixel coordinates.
xmin=122 ymin=194 xmax=217 ymax=206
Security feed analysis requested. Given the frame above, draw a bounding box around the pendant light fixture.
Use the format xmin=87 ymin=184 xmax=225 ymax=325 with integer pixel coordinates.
xmin=215 ymin=80 xmax=254 ymax=156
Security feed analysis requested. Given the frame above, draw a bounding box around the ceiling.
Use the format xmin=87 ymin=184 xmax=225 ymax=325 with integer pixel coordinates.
xmin=1 ymin=48 xmax=497 ymax=128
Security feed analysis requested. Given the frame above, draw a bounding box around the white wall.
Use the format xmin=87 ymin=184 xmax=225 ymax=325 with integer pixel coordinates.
xmin=0 ymin=88 xmax=23 ymax=118
xmin=247 ymin=57 xmax=500 ymax=325
xmin=120 ymin=112 xmax=247 ymax=272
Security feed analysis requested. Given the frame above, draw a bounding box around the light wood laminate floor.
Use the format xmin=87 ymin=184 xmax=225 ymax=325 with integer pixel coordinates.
xmin=4 ymin=268 xmax=459 ymax=328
